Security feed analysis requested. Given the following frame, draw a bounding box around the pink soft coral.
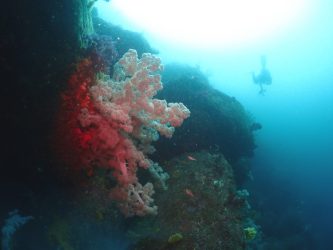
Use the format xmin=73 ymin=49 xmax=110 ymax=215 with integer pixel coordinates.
xmin=57 ymin=49 xmax=190 ymax=216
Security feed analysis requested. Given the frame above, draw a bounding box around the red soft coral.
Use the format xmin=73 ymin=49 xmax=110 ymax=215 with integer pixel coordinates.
xmin=54 ymin=49 xmax=190 ymax=216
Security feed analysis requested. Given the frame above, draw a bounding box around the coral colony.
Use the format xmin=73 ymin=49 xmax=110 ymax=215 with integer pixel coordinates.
xmin=1 ymin=210 xmax=33 ymax=250
xmin=57 ymin=49 xmax=190 ymax=217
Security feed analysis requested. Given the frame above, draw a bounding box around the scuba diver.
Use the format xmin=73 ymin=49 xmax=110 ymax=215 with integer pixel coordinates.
xmin=252 ymin=55 xmax=272 ymax=95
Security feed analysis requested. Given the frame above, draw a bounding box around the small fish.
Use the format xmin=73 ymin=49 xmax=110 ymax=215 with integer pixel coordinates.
xmin=86 ymin=168 xmax=94 ymax=177
xmin=187 ymin=155 xmax=197 ymax=161
xmin=185 ymin=188 xmax=195 ymax=198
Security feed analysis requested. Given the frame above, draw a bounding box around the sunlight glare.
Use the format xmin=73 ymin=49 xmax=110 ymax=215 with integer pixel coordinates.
xmin=96 ymin=0 xmax=309 ymax=48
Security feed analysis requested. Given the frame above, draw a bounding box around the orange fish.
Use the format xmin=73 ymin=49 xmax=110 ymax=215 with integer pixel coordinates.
xmin=187 ymin=155 xmax=197 ymax=161
xmin=185 ymin=188 xmax=195 ymax=198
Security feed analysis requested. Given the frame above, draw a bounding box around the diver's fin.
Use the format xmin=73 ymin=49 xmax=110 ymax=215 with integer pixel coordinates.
xmin=251 ymin=72 xmax=258 ymax=84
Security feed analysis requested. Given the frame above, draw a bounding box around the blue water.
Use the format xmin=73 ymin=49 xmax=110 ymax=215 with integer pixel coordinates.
xmin=96 ymin=1 xmax=333 ymax=248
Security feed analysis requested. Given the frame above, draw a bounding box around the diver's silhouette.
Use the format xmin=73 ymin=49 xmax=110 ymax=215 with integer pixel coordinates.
xmin=252 ymin=55 xmax=272 ymax=95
